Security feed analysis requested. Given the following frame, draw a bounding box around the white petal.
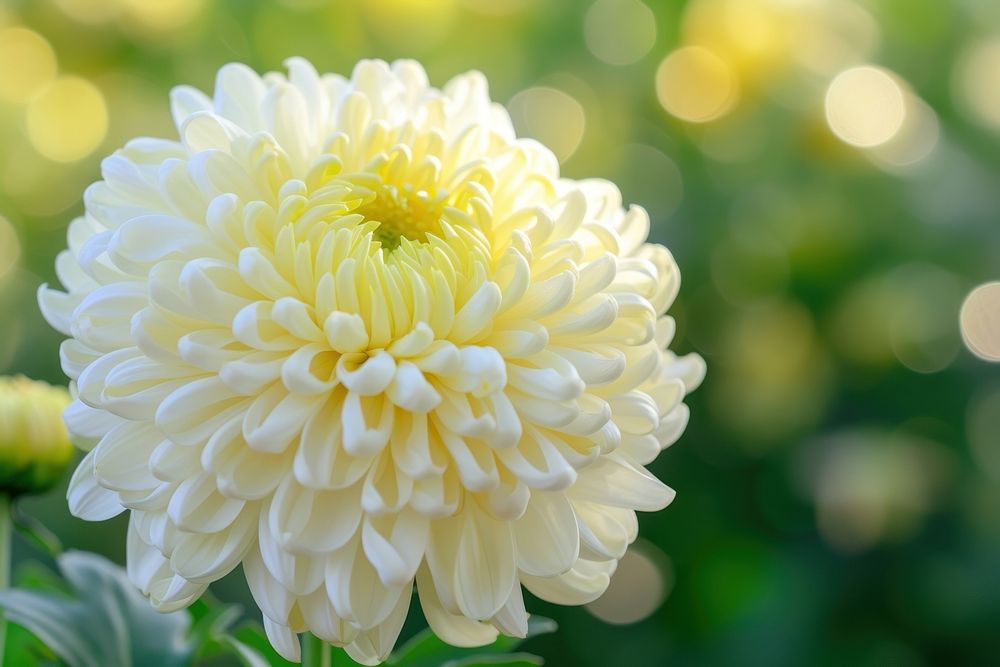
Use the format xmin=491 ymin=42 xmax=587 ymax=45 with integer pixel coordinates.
xmin=416 ymin=564 xmax=498 ymax=648
xmin=268 ymin=477 xmax=361 ymax=553
xmin=386 ymin=361 xmax=440 ymax=412
xmin=450 ymin=281 xmax=501 ymax=344
xmin=258 ymin=511 xmax=326 ymax=596
xmin=569 ymin=456 xmax=675 ymax=512
xmin=244 ymin=545 xmax=296 ymax=623
xmin=513 ymin=492 xmax=579 ymax=577
xmin=341 ymin=392 xmax=393 ymax=457
xmin=263 ymin=617 xmax=301 ymax=663
xmin=361 ymin=453 xmax=413 ymax=514
xmin=298 ymin=586 xmax=359 ymax=645
xmin=203 ymin=415 xmax=290 ymax=500
xmin=213 ymin=62 xmax=267 ymax=130
xmin=326 ymin=536 xmax=406 ymax=629
xmin=361 ymin=509 xmax=429 ymax=587
xmin=665 ymin=351 xmax=707 ymax=393
xmin=170 ymin=84 xmax=212 ymax=129
xmin=337 ymin=351 xmax=396 ymax=396
xmin=37 ymin=285 xmax=78 ymax=336
xmin=521 ymin=558 xmax=616 ymax=605
xmin=491 ymin=582 xmax=528 ymax=639
xmin=92 ymin=421 xmax=162 ymax=492
xmin=656 ymin=403 xmax=690 ymax=451
xmin=170 ymin=506 xmax=257 ymax=582
xmin=67 ymin=450 xmax=124 ymax=521
xmin=495 ymin=427 xmax=576 ymax=492
xmin=243 ymin=384 xmax=324 ymax=453
xmin=294 ymin=392 xmax=374 ymax=489
xmin=126 ymin=515 xmax=166 ymax=594
xmin=324 ymin=311 xmax=369 ymax=353
xmin=574 ymin=500 xmax=635 ymax=560
xmin=167 ymin=471 xmax=245 ymax=533
xmin=63 ymin=398 xmax=122 ymax=442
xmin=156 ymin=376 xmax=246 ymax=445
xmin=344 ymin=588 xmax=411 ymax=666
xmin=452 ymin=500 xmax=517 ymax=620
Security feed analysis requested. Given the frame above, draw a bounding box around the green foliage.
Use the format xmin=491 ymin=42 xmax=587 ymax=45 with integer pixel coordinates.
xmin=0 ymin=551 xmax=192 ymax=667
xmin=0 ymin=551 xmax=272 ymax=667
xmin=387 ymin=616 xmax=555 ymax=667
xmin=229 ymin=623 xmax=297 ymax=667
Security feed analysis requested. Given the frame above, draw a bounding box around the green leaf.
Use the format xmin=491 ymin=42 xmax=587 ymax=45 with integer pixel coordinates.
xmin=330 ymin=647 xmax=361 ymax=667
xmin=3 ymin=621 xmax=57 ymax=666
xmin=12 ymin=560 xmax=69 ymax=595
xmin=0 ymin=550 xmax=194 ymax=667
xmin=388 ymin=616 xmax=555 ymax=667
xmin=189 ymin=600 xmax=244 ymax=649
xmin=232 ymin=622 xmax=297 ymax=667
xmin=186 ymin=593 xmax=288 ymax=667
xmin=220 ymin=635 xmax=273 ymax=667
xmin=444 ymin=653 xmax=545 ymax=667
xmin=11 ymin=503 xmax=63 ymax=558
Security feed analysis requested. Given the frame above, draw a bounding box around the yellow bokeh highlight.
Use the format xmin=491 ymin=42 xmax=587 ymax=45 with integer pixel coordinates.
xmin=26 ymin=76 xmax=108 ymax=163
xmin=461 ymin=0 xmax=532 ymax=16
xmin=0 ymin=27 xmax=58 ymax=104
xmin=682 ymin=0 xmax=795 ymax=86
xmin=656 ymin=46 xmax=737 ymax=123
xmin=791 ymin=0 xmax=879 ymax=76
xmin=663 ymin=0 xmax=881 ymax=127
xmin=508 ymin=86 xmax=586 ymax=163
xmin=119 ymin=0 xmax=204 ymax=30
xmin=363 ymin=0 xmax=457 ymax=49
xmin=825 ymin=66 xmax=906 ymax=148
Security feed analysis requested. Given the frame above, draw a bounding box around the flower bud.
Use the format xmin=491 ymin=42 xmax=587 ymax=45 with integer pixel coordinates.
xmin=0 ymin=376 xmax=73 ymax=496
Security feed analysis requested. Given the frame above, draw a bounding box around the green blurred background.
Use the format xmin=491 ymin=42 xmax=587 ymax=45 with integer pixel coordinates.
xmin=2 ymin=0 xmax=1000 ymax=664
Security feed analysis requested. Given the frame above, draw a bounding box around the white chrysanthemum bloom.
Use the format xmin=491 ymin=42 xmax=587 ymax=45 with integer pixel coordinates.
xmin=39 ymin=59 xmax=704 ymax=664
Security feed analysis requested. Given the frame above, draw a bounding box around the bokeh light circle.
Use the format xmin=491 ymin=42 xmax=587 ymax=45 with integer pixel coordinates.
xmin=586 ymin=543 xmax=672 ymax=624
xmin=26 ymin=76 xmax=108 ymax=163
xmin=825 ymin=66 xmax=906 ymax=148
xmin=869 ymin=97 xmax=939 ymax=169
xmin=508 ymin=86 xmax=586 ymax=163
xmin=953 ymin=38 xmax=1000 ymax=132
xmin=584 ymin=0 xmax=657 ymax=66
xmin=960 ymin=282 xmax=1000 ymax=362
xmin=0 ymin=27 xmax=57 ymax=103
xmin=656 ymin=46 xmax=738 ymax=123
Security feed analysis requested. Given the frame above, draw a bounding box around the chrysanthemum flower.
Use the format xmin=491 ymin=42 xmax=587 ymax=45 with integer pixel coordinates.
xmin=38 ymin=59 xmax=704 ymax=664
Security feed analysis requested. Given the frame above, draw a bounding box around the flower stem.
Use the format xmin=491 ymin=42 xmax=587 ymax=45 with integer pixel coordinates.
xmin=0 ymin=495 xmax=11 ymax=664
xmin=301 ymin=632 xmax=331 ymax=667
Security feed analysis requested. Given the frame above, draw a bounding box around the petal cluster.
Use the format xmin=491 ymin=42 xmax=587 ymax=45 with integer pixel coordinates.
xmin=39 ymin=58 xmax=704 ymax=664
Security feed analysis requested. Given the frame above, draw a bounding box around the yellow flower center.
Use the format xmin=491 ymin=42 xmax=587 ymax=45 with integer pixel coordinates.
xmin=358 ymin=183 xmax=448 ymax=250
